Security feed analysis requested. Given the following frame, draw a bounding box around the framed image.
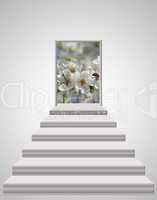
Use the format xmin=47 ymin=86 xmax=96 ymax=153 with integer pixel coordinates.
xmin=55 ymin=41 xmax=102 ymax=104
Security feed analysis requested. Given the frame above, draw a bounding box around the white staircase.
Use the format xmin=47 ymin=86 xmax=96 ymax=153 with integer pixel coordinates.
xmin=3 ymin=104 xmax=154 ymax=194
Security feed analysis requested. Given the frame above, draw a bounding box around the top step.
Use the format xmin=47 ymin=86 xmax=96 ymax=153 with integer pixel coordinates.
xmin=49 ymin=104 xmax=107 ymax=115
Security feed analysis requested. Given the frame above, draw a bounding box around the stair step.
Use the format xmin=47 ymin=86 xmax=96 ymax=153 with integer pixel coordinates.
xmin=49 ymin=110 xmax=107 ymax=115
xmin=49 ymin=104 xmax=107 ymax=115
xmin=3 ymin=176 xmax=154 ymax=194
xmin=13 ymin=158 xmax=144 ymax=175
xmin=22 ymin=142 xmax=135 ymax=158
xmin=40 ymin=115 xmax=117 ymax=127
xmin=32 ymin=128 xmax=125 ymax=141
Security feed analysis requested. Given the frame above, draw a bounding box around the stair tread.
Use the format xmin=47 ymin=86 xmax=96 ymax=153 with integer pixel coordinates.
xmin=4 ymin=175 xmax=152 ymax=185
xmin=14 ymin=158 xmax=143 ymax=167
xmin=23 ymin=142 xmax=132 ymax=150
xmin=51 ymin=104 xmax=106 ymax=111
xmin=33 ymin=127 xmax=124 ymax=136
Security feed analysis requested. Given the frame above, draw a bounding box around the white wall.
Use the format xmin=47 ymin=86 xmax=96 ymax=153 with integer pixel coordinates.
xmin=0 ymin=0 xmax=157 ymax=199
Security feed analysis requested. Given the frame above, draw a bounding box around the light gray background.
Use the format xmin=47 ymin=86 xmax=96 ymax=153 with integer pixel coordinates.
xmin=0 ymin=0 xmax=156 ymax=199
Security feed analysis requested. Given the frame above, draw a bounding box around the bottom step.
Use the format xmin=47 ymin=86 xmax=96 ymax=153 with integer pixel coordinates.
xmin=3 ymin=176 xmax=154 ymax=194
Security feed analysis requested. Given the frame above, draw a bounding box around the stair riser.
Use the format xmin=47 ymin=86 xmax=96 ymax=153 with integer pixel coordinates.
xmin=40 ymin=122 xmax=117 ymax=128
xmin=3 ymin=185 xmax=154 ymax=194
xmin=49 ymin=111 xmax=108 ymax=115
xmin=32 ymin=135 xmax=125 ymax=141
xmin=22 ymin=151 xmax=135 ymax=158
xmin=12 ymin=167 xmax=145 ymax=176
